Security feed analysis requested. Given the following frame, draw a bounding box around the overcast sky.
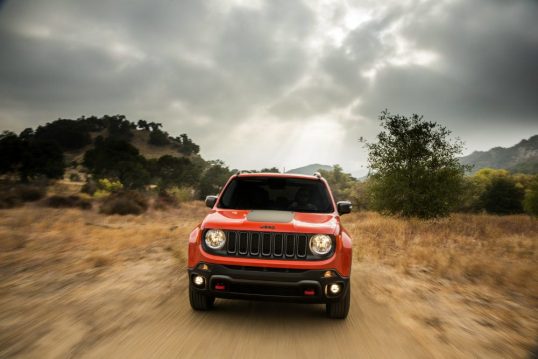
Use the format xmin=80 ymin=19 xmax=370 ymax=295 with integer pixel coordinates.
xmin=1 ymin=0 xmax=537 ymax=176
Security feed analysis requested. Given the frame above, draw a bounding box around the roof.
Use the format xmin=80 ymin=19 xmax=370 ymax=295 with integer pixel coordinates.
xmin=233 ymin=172 xmax=322 ymax=180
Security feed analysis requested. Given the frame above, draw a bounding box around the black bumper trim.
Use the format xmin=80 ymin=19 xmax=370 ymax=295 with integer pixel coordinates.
xmin=188 ymin=264 xmax=349 ymax=303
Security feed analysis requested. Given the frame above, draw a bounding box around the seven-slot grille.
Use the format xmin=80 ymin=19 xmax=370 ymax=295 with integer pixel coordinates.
xmin=226 ymin=231 xmax=309 ymax=260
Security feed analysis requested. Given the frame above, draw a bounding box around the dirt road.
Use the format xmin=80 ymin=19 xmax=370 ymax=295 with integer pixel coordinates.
xmin=82 ymin=269 xmax=432 ymax=359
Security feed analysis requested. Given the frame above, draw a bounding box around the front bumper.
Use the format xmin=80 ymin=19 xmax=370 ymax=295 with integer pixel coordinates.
xmin=188 ymin=263 xmax=349 ymax=303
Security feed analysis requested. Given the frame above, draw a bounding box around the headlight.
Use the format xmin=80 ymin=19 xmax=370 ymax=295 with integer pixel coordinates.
xmin=309 ymin=234 xmax=332 ymax=255
xmin=205 ymin=229 xmax=226 ymax=250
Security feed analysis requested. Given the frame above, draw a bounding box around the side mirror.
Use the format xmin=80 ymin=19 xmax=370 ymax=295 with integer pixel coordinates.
xmin=337 ymin=201 xmax=352 ymax=215
xmin=205 ymin=195 xmax=218 ymax=208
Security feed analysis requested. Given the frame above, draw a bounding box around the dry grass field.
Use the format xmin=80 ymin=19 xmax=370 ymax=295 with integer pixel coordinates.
xmin=0 ymin=200 xmax=536 ymax=357
xmin=345 ymin=212 xmax=537 ymax=296
xmin=343 ymin=212 xmax=538 ymax=358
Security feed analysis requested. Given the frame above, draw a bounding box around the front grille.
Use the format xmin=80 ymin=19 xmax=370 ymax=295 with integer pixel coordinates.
xmin=227 ymin=231 xmax=308 ymax=259
xmin=202 ymin=230 xmax=335 ymax=261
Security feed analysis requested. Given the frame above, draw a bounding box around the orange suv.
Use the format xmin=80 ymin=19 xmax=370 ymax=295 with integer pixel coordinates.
xmin=188 ymin=172 xmax=353 ymax=319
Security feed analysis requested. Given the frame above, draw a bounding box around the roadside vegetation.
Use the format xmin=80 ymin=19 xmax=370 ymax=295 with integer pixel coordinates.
xmin=2 ymin=112 xmax=536 ymax=217
xmin=322 ymin=112 xmax=538 ymax=218
xmin=345 ymin=211 xmax=537 ymax=296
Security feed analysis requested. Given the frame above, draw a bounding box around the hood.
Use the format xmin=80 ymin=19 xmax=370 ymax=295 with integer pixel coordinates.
xmin=201 ymin=209 xmax=339 ymax=235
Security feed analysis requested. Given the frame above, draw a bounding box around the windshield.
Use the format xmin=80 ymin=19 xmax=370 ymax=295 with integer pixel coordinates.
xmin=218 ymin=177 xmax=334 ymax=213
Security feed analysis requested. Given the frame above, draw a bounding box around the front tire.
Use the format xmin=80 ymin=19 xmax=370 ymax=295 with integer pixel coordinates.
xmin=326 ymin=285 xmax=350 ymax=319
xmin=189 ymin=286 xmax=215 ymax=311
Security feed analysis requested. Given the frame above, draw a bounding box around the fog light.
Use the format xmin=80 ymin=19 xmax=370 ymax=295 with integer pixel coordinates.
xmin=193 ymin=275 xmax=204 ymax=286
xmin=329 ymin=283 xmax=341 ymax=295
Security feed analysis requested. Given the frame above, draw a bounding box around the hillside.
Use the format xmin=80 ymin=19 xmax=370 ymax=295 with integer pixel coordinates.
xmin=0 ymin=116 xmax=212 ymax=190
xmin=286 ymin=164 xmax=333 ymax=175
xmin=64 ymin=129 xmax=192 ymax=164
xmin=459 ymin=135 xmax=538 ymax=174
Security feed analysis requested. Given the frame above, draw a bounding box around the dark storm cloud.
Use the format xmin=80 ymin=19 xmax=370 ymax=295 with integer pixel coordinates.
xmin=359 ymin=0 xmax=538 ymax=126
xmin=0 ymin=0 xmax=537 ymax=174
xmin=0 ymin=0 xmax=312 ymax=122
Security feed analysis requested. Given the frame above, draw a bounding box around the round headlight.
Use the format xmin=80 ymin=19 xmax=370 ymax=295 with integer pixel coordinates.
xmin=205 ymin=229 xmax=226 ymax=250
xmin=309 ymin=234 xmax=332 ymax=255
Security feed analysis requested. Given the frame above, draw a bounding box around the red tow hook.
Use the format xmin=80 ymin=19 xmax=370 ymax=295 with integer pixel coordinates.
xmin=304 ymin=289 xmax=315 ymax=296
xmin=215 ymin=283 xmax=226 ymax=291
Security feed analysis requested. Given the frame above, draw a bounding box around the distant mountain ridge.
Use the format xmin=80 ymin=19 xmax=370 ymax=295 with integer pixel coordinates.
xmin=289 ymin=135 xmax=538 ymax=178
xmin=459 ymin=135 xmax=538 ymax=174
xmin=286 ymin=164 xmax=333 ymax=175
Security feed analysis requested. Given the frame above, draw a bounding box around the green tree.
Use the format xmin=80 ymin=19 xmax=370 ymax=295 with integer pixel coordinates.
xmin=198 ymin=160 xmax=233 ymax=199
xmin=34 ymin=119 xmax=92 ymax=150
xmin=83 ymin=138 xmax=149 ymax=189
xmin=319 ymin=165 xmax=357 ymax=202
xmin=137 ymin=119 xmax=149 ymax=131
xmin=149 ymin=155 xmax=201 ymax=190
xmin=350 ymin=180 xmax=371 ymax=210
xmin=365 ymin=111 xmax=467 ymax=218
xmin=480 ymin=177 xmax=524 ymax=214
xmin=176 ymin=134 xmax=200 ymax=155
xmin=105 ymin=115 xmax=133 ymax=141
xmin=0 ymin=131 xmax=64 ymax=180
xmin=148 ymin=122 xmax=163 ymax=132
xmin=20 ymin=140 xmax=65 ymax=181
xmin=79 ymin=116 xmax=107 ymax=132
xmin=148 ymin=129 xmax=170 ymax=146
xmin=523 ymin=177 xmax=538 ymax=216
xmin=457 ymin=168 xmax=510 ymax=212
xmin=0 ymin=131 xmax=23 ymax=174
xmin=260 ymin=167 xmax=280 ymax=173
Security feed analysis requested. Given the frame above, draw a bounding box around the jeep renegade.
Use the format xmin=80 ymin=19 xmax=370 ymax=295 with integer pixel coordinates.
xmin=187 ymin=172 xmax=353 ymax=319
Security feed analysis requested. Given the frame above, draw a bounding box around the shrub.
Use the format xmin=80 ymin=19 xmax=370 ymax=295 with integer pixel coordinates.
xmin=15 ymin=185 xmax=46 ymax=202
xmin=81 ymin=180 xmax=97 ymax=195
xmin=154 ymin=192 xmax=179 ymax=210
xmin=100 ymin=191 xmax=149 ymax=215
xmin=148 ymin=130 xmax=170 ymax=146
xmin=0 ymin=191 xmax=20 ymax=209
xmin=523 ymin=179 xmax=538 ymax=216
xmin=89 ymin=178 xmax=124 ymax=198
xmin=0 ymin=184 xmax=46 ymax=209
xmin=98 ymin=178 xmax=123 ymax=192
xmin=167 ymin=186 xmax=195 ymax=203
xmin=480 ymin=177 xmax=524 ymax=214
xmin=69 ymin=173 xmax=81 ymax=182
xmin=45 ymin=195 xmax=92 ymax=210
